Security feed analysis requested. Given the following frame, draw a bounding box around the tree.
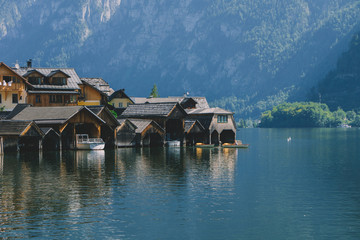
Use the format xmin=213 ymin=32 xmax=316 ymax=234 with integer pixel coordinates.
xmin=149 ymin=84 xmax=159 ymax=98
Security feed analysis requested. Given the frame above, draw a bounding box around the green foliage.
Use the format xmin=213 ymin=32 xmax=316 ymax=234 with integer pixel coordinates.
xmin=309 ymin=31 xmax=360 ymax=111
xmin=258 ymin=102 xmax=356 ymax=128
xmin=210 ymin=87 xmax=293 ymax=120
xmin=110 ymin=110 xmax=118 ymax=118
xmin=149 ymin=84 xmax=159 ymax=98
xmin=237 ymin=118 xmax=259 ymax=128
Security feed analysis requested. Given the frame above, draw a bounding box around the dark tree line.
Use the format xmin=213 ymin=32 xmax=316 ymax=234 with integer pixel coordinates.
xmin=259 ymin=102 xmax=360 ymax=128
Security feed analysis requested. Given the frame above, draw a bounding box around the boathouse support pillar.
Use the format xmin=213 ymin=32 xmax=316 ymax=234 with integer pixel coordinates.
xmin=0 ymin=137 xmax=3 ymax=155
xmin=39 ymin=139 xmax=42 ymax=151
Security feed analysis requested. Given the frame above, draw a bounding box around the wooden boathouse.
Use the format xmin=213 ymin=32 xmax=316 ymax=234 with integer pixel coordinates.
xmin=40 ymin=127 xmax=61 ymax=151
xmin=87 ymin=106 xmax=120 ymax=147
xmin=9 ymin=106 xmax=106 ymax=149
xmin=184 ymin=119 xmax=206 ymax=146
xmin=0 ymin=120 xmax=44 ymax=153
xmin=120 ymin=102 xmax=187 ymax=145
xmin=186 ymin=107 xmax=237 ymax=145
xmin=128 ymin=119 xmax=165 ymax=147
xmin=116 ymin=119 xmax=137 ymax=147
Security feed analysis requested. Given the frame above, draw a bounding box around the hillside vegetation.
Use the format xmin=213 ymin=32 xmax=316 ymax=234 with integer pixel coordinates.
xmin=0 ymin=0 xmax=359 ymax=119
xmin=259 ymin=102 xmax=360 ymax=128
xmin=308 ymin=31 xmax=360 ymax=111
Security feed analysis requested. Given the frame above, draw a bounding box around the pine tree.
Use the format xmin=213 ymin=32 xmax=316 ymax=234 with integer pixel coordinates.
xmin=150 ymin=84 xmax=159 ymax=98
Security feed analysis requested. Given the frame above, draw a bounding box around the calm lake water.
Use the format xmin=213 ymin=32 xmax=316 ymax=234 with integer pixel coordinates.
xmin=1 ymin=128 xmax=360 ymax=239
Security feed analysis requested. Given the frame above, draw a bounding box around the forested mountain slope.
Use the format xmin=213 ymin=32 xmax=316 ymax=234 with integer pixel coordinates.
xmin=308 ymin=32 xmax=360 ymax=111
xmin=0 ymin=0 xmax=359 ymax=119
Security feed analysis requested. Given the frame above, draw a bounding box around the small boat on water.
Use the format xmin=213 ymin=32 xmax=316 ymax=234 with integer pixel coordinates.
xmin=76 ymin=134 xmax=105 ymax=150
xmin=222 ymin=140 xmax=249 ymax=148
xmin=195 ymin=143 xmax=215 ymax=148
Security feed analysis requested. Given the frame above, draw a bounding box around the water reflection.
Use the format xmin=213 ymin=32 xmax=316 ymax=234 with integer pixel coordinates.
xmin=0 ymin=147 xmax=238 ymax=238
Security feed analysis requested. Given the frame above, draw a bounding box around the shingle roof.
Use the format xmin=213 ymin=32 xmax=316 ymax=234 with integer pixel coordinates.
xmin=121 ymin=102 xmax=184 ymax=118
xmin=109 ymin=89 xmax=134 ymax=103
xmin=6 ymin=104 xmax=31 ymax=119
xmin=186 ymin=116 xmax=213 ymax=130
xmin=132 ymin=96 xmax=209 ymax=109
xmin=11 ymin=106 xmax=105 ymax=125
xmin=0 ymin=120 xmax=33 ymax=136
xmin=184 ymin=119 xmax=205 ymax=133
xmin=40 ymin=127 xmax=60 ymax=137
xmin=0 ymin=111 xmax=11 ymax=120
xmin=13 ymin=67 xmax=81 ymax=90
xmin=117 ymin=119 xmax=137 ymax=130
xmin=88 ymin=106 xmax=120 ymax=127
xmin=81 ymin=78 xmax=114 ymax=96
xmin=87 ymin=106 xmax=104 ymax=115
xmin=186 ymin=107 xmax=233 ymax=115
xmin=23 ymin=69 xmax=46 ymax=77
xmin=128 ymin=119 xmax=164 ymax=134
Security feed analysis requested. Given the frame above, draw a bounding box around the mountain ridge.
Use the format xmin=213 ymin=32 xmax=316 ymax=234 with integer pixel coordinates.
xmin=0 ymin=0 xmax=359 ymax=118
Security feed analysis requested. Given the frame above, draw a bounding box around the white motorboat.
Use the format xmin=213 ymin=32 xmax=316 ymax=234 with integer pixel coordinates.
xmin=76 ymin=134 xmax=105 ymax=150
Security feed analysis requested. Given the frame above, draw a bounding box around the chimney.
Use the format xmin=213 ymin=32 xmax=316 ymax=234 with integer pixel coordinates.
xmin=14 ymin=60 xmax=20 ymax=69
xmin=27 ymin=59 xmax=32 ymax=68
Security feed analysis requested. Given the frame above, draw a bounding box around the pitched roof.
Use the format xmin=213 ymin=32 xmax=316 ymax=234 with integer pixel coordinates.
xmin=87 ymin=105 xmax=120 ymax=127
xmin=186 ymin=107 xmax=233 ymax=115
xmin=13 ymin=67 xmax=81 ymax=90
xmin=117 ymin=119 xmax=137 ymax=130
xmin=128 ymin=119 xmax=164 ymax=134
xmin=109 ymin=89 xmax=134 ymax=103
xmin=86 ymin=106 xmax=104 ymax=115
xmin=184 ymin=119 xmax=205 ymax=133
xmin=23 ymin=69 xmax=46 ymax=77
xmin=81 ymin=78 xmax=114 ymax=96
xmin=187 ymin=116 xmax=213 ymax=130
xmin=47 ymin=70 xmax=70 ymax=78
xmin=11 ymin=106 xmax=105 ymax=125
xmin=80 ymin=80 xmax=108 ymax=97
xmin=0 ymin=62 xmax=31 ymax=87
xmin=121 ymin=102 xmax=186 ymax=118
xmin=0 ymin=120 xmax=41 ymax=136
xmin=40 ymin=127 xmax=60 ymax=137
xmin=132 ymin=96 xmax=209 ymax=109
xmin=6 ymin=104 xmax=31 ymax=119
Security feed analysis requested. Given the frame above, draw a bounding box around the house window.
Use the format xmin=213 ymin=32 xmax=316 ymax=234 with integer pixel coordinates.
xmin=56 ymin=95 xmax=62 ymax=103
xmin=52 ymin=77 xmax=67 ymax=85
xmin=29 ymin=77 xmax=42 ymax=85
xmin=49 ymin=95 xmax=62 ymax=103
xmin=119 ymin=102 xmax=123 ymax=108
xmin=3 ymin=76 xmax=20 ymax=84
xmin=70 ymin=95 xmax=76 ymax=103
xmin=3 ymin=76 xmax=11 ymax=82
xmin=13 ymin=77 xmax=20 ymax=83
xmin=12 ymin=94 xmax=18 ymax=103
xmin=217 ymin=115 xmax=228 ymax=123
xmin=35 ymin=95 xmax=41 ymax=103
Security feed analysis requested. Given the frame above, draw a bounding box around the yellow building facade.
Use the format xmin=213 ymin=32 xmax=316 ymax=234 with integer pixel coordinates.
xmin=109 ymin=89 xmax=134 ymax=108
